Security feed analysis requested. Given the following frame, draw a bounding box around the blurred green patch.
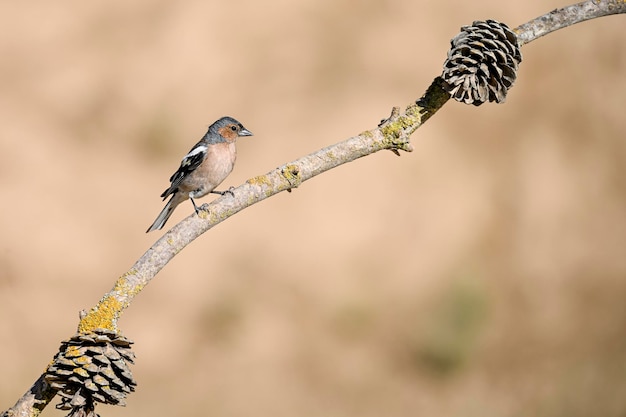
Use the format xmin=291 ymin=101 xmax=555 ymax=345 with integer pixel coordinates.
xmin=408 ymin=277 xmax=489 ymax=377
xmin=330 ymin=300 xmax=377 ymax=342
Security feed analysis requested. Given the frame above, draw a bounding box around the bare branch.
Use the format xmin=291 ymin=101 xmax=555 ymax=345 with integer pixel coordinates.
xmin=0 ymin=376 xmax=54 ymax=417
xmin=515 ymin=0 xmax=626 ymax=46
xmin=77 ymin=96 xmax=427 ymax=333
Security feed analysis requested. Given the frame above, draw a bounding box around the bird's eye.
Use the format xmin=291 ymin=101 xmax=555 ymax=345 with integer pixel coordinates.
xmin=230 ymin=125 xmax=238 ymax=131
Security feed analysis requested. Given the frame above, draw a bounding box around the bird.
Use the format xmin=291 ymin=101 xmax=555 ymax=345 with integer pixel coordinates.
xmin=146 ymin=116 xmax=253 ymax=233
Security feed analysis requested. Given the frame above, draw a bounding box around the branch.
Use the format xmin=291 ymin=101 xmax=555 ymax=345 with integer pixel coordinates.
xmin=2 ymin=1 xmax=624 ymax=416
xmin=0 ymin=376 xmax=55 ymax=417
xmin=75 ymin=91 xmax=438 ymax=332
xmin=515 ymin=0 xmax=626 ymax=46
xmin=75 ymin=76 xmax=450 ymax=337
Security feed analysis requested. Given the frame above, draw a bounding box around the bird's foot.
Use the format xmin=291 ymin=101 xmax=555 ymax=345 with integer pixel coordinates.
xmin=190 ymin=197 xmax=201 ymax=215
xmin=211 ymin=186 xmax=235 ymax=197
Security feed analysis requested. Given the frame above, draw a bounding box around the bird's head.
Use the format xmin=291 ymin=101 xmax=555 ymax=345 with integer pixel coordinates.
xmin=208 ymin=116 xmax=253 ymax=143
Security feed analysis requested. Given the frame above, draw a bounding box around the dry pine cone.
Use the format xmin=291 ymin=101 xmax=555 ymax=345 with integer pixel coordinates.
xmin=45 ymin=329 xmax=136 ymax=416
xmin=442 ymin=19 xmax=522 ymax=105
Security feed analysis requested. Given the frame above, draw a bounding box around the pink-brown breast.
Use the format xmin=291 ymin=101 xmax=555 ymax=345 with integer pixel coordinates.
xmin=178 ymin=142 xmax=236 ymax=197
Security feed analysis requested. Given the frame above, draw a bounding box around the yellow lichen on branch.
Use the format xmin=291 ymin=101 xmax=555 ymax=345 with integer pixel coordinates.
xmin=77 ymin=272 xmax=144 ymax=333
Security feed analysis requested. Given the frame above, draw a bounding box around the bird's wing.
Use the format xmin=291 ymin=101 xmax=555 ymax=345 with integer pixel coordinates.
xmin=160 ymin=144 xmax=208 ymax=199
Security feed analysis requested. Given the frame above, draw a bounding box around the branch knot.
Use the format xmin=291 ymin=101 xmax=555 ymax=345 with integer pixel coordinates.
xmin=281 ymin=164 xmax=301 ymax=191
xmin=379 ymin=106 xmax=417 ymax=155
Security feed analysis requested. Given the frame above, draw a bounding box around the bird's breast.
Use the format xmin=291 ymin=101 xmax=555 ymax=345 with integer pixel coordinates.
xmin=180 ymin=142 xmax=236 ymax=197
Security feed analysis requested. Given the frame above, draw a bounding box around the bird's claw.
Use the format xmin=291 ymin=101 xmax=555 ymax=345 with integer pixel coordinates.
xmin=223 ymin=186 xmax=235 ymax=197
xmin=211 ymin=186 xmax=235 ymax=198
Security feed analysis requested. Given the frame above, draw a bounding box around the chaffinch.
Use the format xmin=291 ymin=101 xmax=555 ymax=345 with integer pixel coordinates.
xmin=146 ymin=116 xmax=252 ymax=232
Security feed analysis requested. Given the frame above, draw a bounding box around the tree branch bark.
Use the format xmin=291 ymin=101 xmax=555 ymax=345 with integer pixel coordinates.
xmin=515 ymin=0 xmax=626 ymax=46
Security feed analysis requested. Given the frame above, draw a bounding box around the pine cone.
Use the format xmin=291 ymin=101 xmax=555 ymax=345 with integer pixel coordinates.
xmin=45 ymin=329 xmax=137 ymax=417
xmin=442 ymin=19 xmax=522 ymax=105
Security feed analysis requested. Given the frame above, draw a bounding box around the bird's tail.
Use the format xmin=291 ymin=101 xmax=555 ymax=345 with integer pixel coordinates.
xmin=146 ymin=194 xmax=181 ymax=233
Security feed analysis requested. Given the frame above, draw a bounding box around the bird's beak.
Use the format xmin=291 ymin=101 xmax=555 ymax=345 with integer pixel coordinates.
xmin=239 ymin=128 xmax=253 ymax=137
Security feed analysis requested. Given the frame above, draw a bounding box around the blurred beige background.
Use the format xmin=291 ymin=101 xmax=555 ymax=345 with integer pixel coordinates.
xmin=1 ymin=1 xmax=625 ymax=416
